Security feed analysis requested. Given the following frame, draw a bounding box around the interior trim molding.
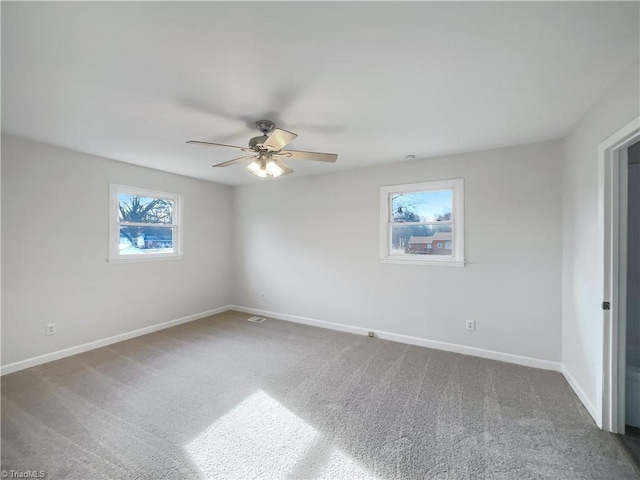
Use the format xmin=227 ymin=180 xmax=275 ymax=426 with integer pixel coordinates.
xmin=0 ymin=306 xmax=231 ymax=376
xmin=561 ymin=363 xmax=601 ymax=427
xmin=230 ymin=305 xmax=563 ymax=372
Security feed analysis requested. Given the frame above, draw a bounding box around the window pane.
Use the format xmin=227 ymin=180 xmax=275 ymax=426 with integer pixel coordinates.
xmin=390 ymin=224 xmax=452 ymax=256
xmin=118 ymin=193 xmax=173 ymax=224
xmin=391 ymin=190 xmax=452 ymax=223
xmin=119 ymin=226 xmax=173 ymax=255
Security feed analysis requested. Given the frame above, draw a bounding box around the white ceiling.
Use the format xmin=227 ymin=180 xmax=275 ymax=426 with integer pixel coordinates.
xmin=2 ymin=2 xmax=639 ymax=185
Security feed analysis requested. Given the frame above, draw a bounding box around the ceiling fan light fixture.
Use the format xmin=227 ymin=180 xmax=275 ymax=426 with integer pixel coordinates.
xmin=246 ymin=159 xmax=267 ymax=177
xmin=246 ymin=157 xmax=285 ymax=178
xmin=265 ymin=159 xmax=283 ymax=176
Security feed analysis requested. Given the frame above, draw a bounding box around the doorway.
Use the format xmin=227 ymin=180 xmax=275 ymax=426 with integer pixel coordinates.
xmin=600 ymin=117 xmax=639 ymax=435
xmin=622 ymin=140 xmax=640 ymax=461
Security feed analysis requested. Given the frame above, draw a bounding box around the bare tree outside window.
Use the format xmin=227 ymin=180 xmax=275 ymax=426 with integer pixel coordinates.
xmin=118 ymin=194 xmax=174 ymax=253
xmin=380 ymin=179 xmax=464 ymax=266
xmin=108 ymin=185 xmax=183 ymax=263
xmin=390 ymin=191 xmax=452 ymax=253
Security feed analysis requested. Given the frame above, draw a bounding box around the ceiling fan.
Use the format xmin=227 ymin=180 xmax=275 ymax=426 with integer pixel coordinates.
xmin=187 ymin=120 xmax=338 ymax=178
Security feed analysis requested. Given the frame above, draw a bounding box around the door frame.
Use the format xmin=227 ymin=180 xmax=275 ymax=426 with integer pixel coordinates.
xmin=599 ymin=116 xmax=640 ymax=433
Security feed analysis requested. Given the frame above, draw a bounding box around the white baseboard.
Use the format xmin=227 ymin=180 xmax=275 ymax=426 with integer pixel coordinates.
xmin=229 ymin=305 xmax=562 ymax=372
xmin=3 ymin=304 xmax=582 ymax=415
xmin=561 ymin=364 xmax=601 ymax=427
xmin=0 ymin=306 xmax=231 ymax=376
xmin=232 ymin=308 xmax=608 ymax=420
xmin=4 ymin=303 xmax=597 ymax=427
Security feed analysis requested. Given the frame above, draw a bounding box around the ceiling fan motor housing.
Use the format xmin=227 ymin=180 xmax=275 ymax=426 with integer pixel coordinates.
xmin=248 ymin=135 xmax=269 ymax=150
xmin=249 ymin=120 xmax=276 ymax=150
xmin=255 ymin=119 xmax=275 ymax=134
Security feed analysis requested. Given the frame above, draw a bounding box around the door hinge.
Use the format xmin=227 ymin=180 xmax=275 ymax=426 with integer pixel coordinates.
xmin=602 ymin=301 xmax=611 ymax=311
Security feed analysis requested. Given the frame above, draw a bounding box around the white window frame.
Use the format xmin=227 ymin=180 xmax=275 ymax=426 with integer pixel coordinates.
xmin=379 ymin=178 xmax=465 ymax=267
xmin=108 ymin=184 xmax=183 ymax=264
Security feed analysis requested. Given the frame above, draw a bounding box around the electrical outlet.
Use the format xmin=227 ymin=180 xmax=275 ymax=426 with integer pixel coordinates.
xmin=465 ymin=320 xmax=475 ymax=331
xmin=45 ymin=323 xmax=56 ymax=336
xmin=260 ymin=292 xmax=266 ymax=300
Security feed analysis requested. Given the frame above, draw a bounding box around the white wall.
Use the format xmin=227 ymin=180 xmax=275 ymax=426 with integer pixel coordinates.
xmin=1 ymin=136 xmax=232 ymax=366
xmin=562 ymin=62 xmax=640 ymax=422
xmin=232 ymin=140 xmax=563 ymax=363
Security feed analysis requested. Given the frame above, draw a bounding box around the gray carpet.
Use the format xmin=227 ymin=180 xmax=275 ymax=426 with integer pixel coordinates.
xmin=1 ymin=310 xmax=638 ymax=479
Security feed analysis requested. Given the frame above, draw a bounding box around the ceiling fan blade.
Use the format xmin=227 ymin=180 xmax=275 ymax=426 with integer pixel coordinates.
xmin=279 ymin=149 xmax=338 ymax=163
xmin=187 ymin=140 xmax=251 ymax=152
xmin=262 ymin=128 xmax=297 ymax=151
xmin=212 ymin=156 xmax=255 ymax=168
xmin=273 ymin=157 xmax=294 ymax=176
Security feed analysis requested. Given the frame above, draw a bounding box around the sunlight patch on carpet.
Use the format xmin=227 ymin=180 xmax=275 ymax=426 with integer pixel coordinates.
xmin=184 ymin=390 xmax=374 ymax=479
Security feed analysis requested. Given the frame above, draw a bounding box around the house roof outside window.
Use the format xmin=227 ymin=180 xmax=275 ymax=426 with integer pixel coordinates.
xmin=408 ymin=232 xmax=452 ymax=244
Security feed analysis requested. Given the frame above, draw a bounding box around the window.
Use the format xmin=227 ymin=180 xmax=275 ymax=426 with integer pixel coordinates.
xmin=108 ymin=184 xmax=183 ymax=263
xmin=379 ymin=178 xmax=464 ymax=266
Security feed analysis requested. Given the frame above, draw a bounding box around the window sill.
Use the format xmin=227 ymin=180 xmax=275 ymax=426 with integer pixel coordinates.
xmin=107 ymin=254 xmax=183 ymax=265
xmin=380 ymin=257 xmax=465 ymax=267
